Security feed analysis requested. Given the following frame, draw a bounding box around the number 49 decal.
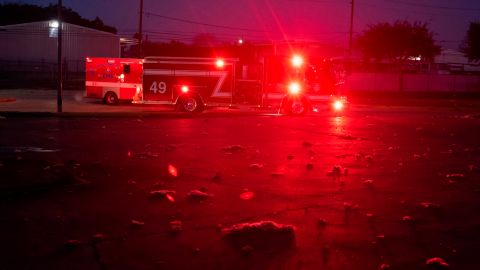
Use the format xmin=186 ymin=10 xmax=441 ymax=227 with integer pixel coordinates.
xmin=149 ymin=81 xmax=167 ymax=94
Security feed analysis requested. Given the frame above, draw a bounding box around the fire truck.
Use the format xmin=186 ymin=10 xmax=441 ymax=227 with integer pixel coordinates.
xmin=85 ymin=57 xmax=143 ymax=104
xmin=85 ymin=54 xmax=347 ymax=114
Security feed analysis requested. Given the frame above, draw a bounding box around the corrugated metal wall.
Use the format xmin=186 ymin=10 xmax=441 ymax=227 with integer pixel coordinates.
xmin=0 ymin=21 xmax=119 ymax=71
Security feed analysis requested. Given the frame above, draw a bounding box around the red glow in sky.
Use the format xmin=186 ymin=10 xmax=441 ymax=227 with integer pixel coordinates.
xmin=19 ymin=0 xmax=480 ymax=49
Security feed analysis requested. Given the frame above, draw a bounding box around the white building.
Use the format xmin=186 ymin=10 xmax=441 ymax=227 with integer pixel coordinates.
xmin=0 ymin=20 xmax=119 ymax=72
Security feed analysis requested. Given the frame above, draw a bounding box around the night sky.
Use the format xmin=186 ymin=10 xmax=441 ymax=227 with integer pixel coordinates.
xmin=4 ymin=0 xmax=480 ymax=50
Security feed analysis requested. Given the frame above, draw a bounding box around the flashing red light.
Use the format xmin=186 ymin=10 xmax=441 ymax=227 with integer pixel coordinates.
xmin=333 ymin=100 xmax=344 ymax=111
xmin=288 ymin=82 xmax=301 ymax=95
xmin=291 ymin=54 xmax=304 ymax=68
xmin=215 ymin=59 xmax=225 ymax=68
xmin=181 ymin=85 xmax=189 ymax=93
xmin=216 ymin=59 xmax=225 ymax=68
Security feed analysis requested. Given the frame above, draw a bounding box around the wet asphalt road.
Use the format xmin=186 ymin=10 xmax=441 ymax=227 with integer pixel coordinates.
xmin=1 ymin=105 xmax=480 ymax=270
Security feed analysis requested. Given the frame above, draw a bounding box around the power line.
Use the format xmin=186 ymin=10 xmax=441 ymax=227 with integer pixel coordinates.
xmin=383 ymin=0 xmax=480 ymax=12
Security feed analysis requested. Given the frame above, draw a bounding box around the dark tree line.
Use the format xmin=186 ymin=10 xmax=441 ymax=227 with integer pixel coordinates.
xmin=0 ymin=3 xmax=117 ymax=34
xmin=356 ymin=20 xmax=441 ymax=63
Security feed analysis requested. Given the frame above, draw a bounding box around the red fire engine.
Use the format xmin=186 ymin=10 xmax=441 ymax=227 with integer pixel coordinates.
xmin=85 ymin=54 xmax=347 ymax=114
xmin=85 ymin=57 xmax=143 ymax=104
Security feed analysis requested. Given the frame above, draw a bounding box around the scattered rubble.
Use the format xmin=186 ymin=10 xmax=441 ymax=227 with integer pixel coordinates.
xmin=131 ymin=219 xmax=145 ymax=227
xmin=222 ymin=145 xmax=245 ymax=153
xmin=379 ymin=263 xmax=391 ymax=269
xmin=212 ymin=172 xmax=222 ymax=181
xmin=306 ymin=163 xmax=314 ymax=170
xmin=169 ymin=220 xmax=183 ymax=233
xmin=187 ymin=189 xmax=213 ymax=201
xmin=317 ymin=219 xmax=327 ymax=229
xmin=302 ymin=141 xmax=313 ymax=148
xmin=445 ymin=173 xmax=465 ymax=181
xmin=64 ymin=239 xmax=83 ymax=249
xmin=327 ymin=165 xmax=343 ymax=178
xmin=249 ymin=163 xmax=264 ymax=170
xmin=363 ymin=179 xmax=374 ymax=188
xmin=426 ymin=257 xmax=449 ymax=268
xmin=149 ymin=190 xmax=176 ymax=202
xmin=221 ymin=221 xmax=295 ymax=236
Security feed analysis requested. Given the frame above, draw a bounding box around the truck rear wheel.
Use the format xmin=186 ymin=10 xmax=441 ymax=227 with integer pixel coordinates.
xmin=178 ymin=95 xmax=204 ymax=113
xmin=104 ymin=92 xmax=119 ymax=105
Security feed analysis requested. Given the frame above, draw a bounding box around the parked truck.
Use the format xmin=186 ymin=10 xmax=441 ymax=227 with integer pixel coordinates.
xmin=85 ymin=54 xmax=347 ymax=114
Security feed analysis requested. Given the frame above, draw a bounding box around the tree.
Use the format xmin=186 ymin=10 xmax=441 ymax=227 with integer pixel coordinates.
xmin=357 ymin=21 xmax=440 ymax=62
xmin=0 ymin=3 xmax=117 ymax=33
xmin=461 ymin=22 xmax=480 ymax=61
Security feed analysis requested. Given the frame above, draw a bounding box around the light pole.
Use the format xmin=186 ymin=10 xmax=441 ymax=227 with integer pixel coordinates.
xmin=138 ymin=0 xmax=143 ymax=58
xmin=57 ymin=0 xmax=63 ymax=112
xmin=349 ymin=0 xmax=355 ymax=57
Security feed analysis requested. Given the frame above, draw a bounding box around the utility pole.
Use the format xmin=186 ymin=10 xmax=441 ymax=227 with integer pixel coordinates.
xmin=138 ymin=0 xmax=144 ymax=58
xmin=349 ymin=0 xmax=355 ymax=57
xmin=57 ymin=0 xmax=63 ymax=113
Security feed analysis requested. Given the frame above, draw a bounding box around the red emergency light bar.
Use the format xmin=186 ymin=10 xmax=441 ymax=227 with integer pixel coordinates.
xmin=216 ymin=59 xmax=225 ymax=68
xmin=291 ymin=55 xmax=304 ymax=68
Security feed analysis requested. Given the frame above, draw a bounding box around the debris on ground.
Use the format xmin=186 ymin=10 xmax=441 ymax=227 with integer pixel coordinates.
xmin=420 ymin=202 xmax=441 ymax=210
xmin=92 ymin=233 xmax=104 ymax=242
xmin=302 ymin=141 xmax=313 ymax=148
xmin=249 ymin=163 xmax=264 ymax=170
xmin=187 ymin=189 xmax=213 ymax=201
xmin=212 ymin=172 xmax=222 ymax=181
xmin=169 ymin=220 xmax=182 ymax=233
xmin=240 ymin=245 xmax=254 ymax=255
xmin=131 ymin=219 xmax=145 ymax=227
xmin=271 ymin=171 xmax=285 ymax=177
xmin=366 ymin=213 xmax=375 ymax=223
xmin=149 ymin=190 xmax=176 ymax=202
xmin=135 ymin=152 xmax=160 ymax=159
xmin=64 ymin=239 xmax=83 ymax=249
xmin=221 ymin=221 xmax=295 ymax=236
xmin=337 ymin=134 xmax=357 ymax=140
xmin=426 ymin=257 xmax=449 ymax=268
xmin=168 ymin=164 xmax=178 ymax=177
xmin=222 ymin=145 xmax=245 ymax=153
xmin=402 ymin=215 xmax=413 ymax=223
xmin=379 ymin=263 xmax=391 ymax=269
xmin=363 ymin=179 xmax=374 ymax=188
xmin=306 ymin=162 xmax=314 ymax=170
xmin=240 ymin=190 xmax=255 ymax=200
xmin=445 ymin=173 xmax=465 ymax=181
xmin=327 ymin=165 xmax=343 ymax=178
xmin=317 ymin=219 xmax=327 ymax=229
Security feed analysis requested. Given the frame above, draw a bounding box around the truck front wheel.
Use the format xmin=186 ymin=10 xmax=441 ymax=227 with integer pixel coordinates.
xmin=177 ymin=95 xmax=204 ymax=113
